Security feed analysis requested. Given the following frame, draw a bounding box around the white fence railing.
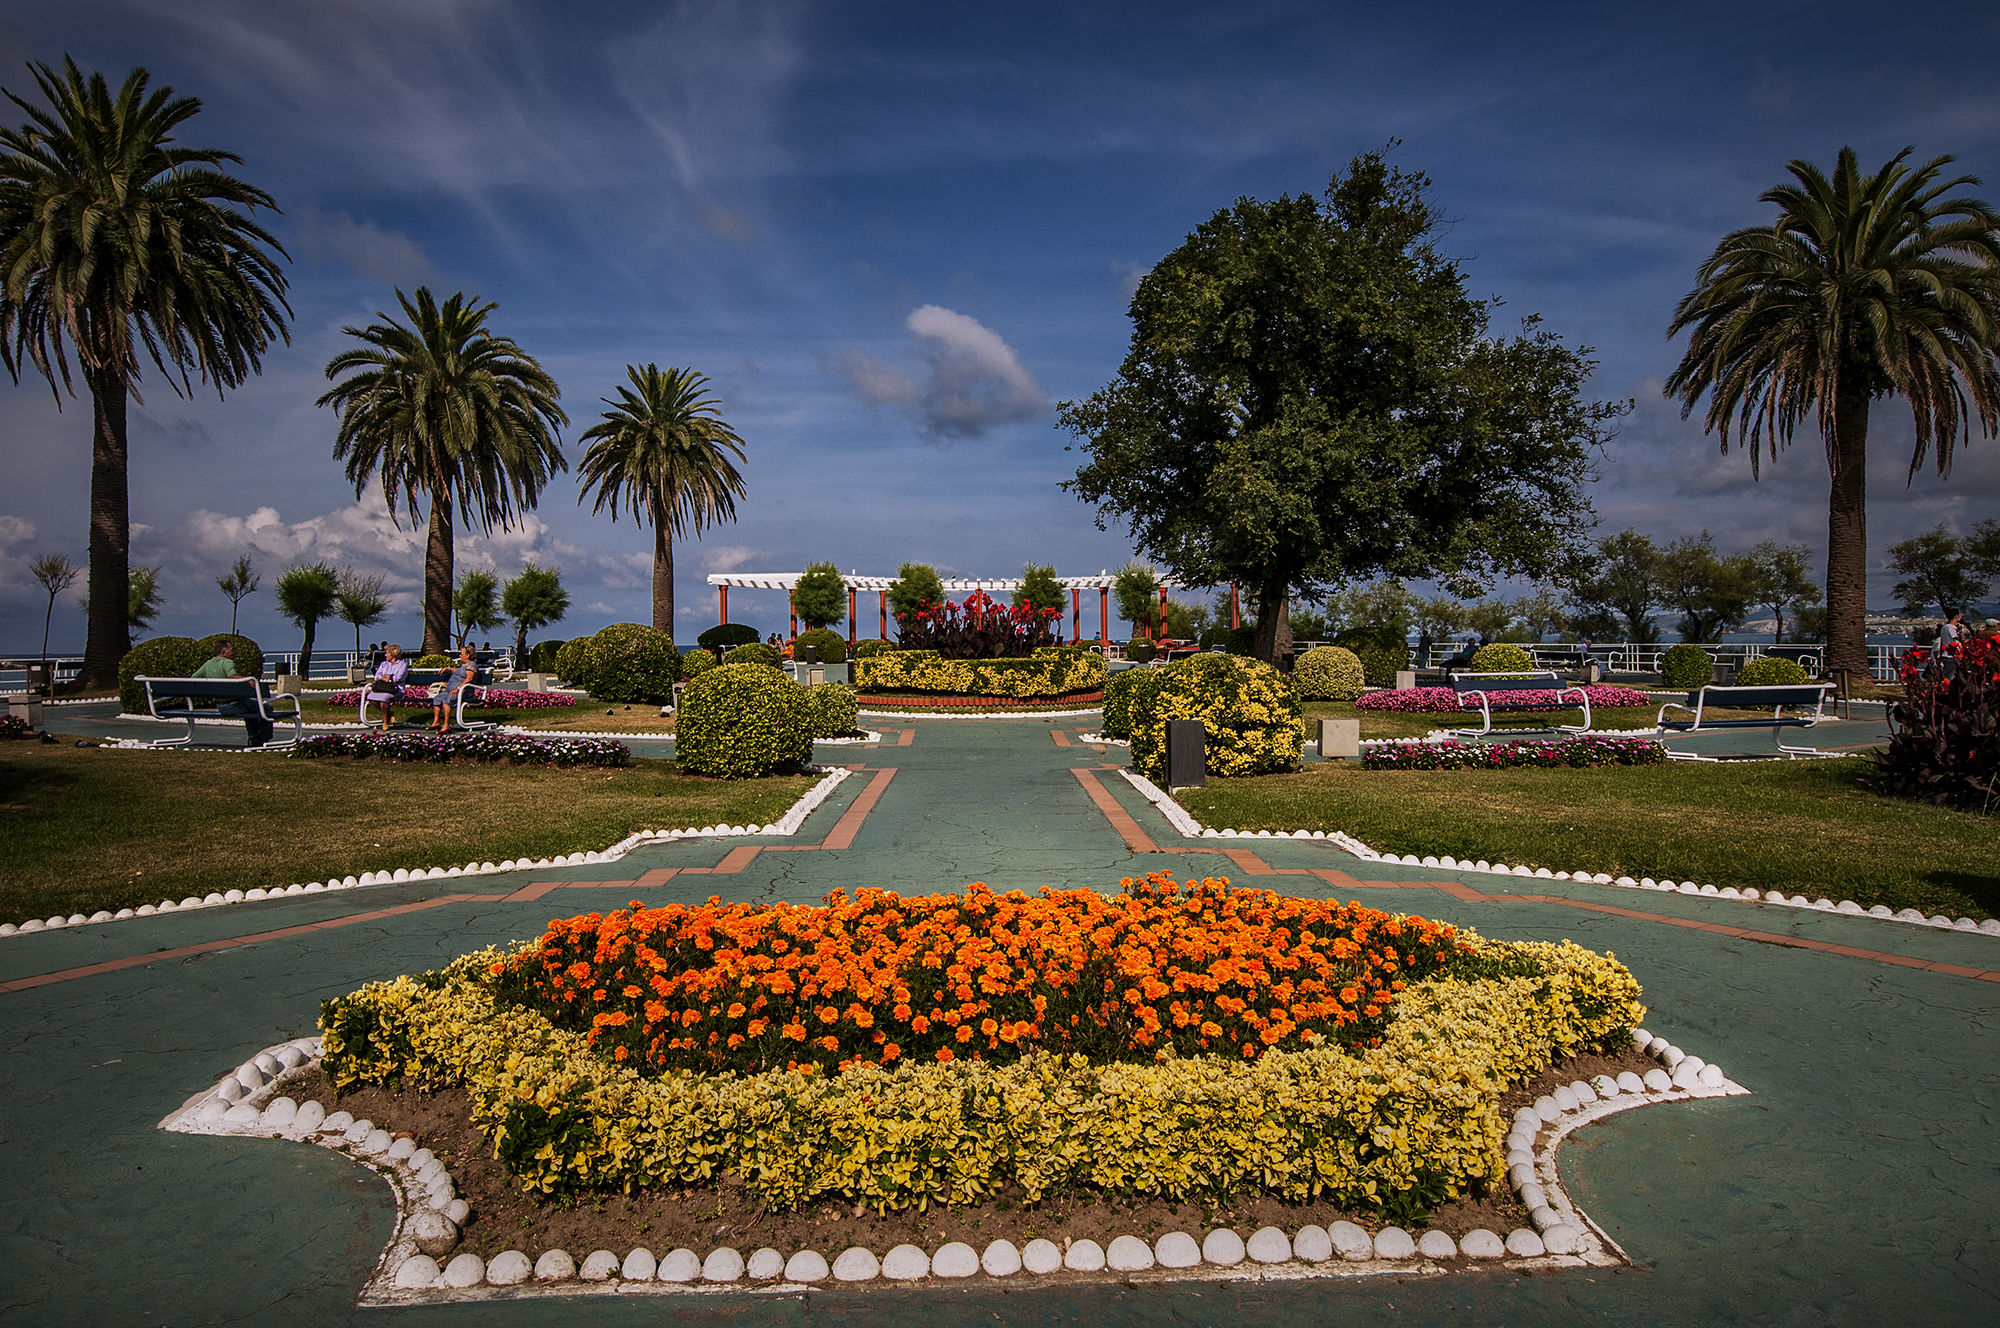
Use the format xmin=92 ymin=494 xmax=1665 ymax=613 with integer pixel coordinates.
xmin=1293 ymin=640 xmax=1909 ymax=681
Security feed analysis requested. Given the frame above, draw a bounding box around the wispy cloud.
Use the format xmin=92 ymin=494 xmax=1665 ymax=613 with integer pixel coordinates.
xmin=827 ymin=305 xmax=1047 ymax=439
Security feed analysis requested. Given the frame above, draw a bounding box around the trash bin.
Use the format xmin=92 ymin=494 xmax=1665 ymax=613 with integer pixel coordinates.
xmin=1165 ymin=720 xmax=1205 ymax=790
xmin=24 ymin=664 xmax=52 ymax=694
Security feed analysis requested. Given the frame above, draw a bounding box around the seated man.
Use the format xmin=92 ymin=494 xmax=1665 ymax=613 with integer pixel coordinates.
xmin=192 ymin=640 xmax=274 ymax=747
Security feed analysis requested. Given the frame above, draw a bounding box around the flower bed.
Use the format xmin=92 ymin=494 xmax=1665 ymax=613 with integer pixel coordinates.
xmin=857 ymin=691 xmax=1103 ymax=711
xmin=1354 ymin=684 xmax=1653 ymax=714
xmin=854 ymin=648 xmax=1105 ymax=698
xmin=290 ymin=731 xmax=630 ymax=767
xmin=319 ymin=686 xmax=575 ymax=710
xmin=0 ymin=715 xmax=30 ymax=739
xmin=320 ymin=876 xmax=1648 ymax=1216
xmin=1363 ymin=735 xmax=1666 ymax=770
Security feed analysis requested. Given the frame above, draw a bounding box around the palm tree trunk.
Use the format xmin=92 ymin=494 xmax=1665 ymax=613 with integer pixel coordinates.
xmin=82 ymin=363 xmax=132 ymax=687
xmin=424 ymin=499 xmax=454 ymax=656
xmin=1824 ymin=384 xmax=1870 ymax=679
xmin=651 ymin=501 xmax=674 ymax=633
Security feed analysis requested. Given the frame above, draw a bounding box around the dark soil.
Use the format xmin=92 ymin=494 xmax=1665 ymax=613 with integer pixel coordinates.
xmin=293 ymin=1045 xmax=1654 ymax=1260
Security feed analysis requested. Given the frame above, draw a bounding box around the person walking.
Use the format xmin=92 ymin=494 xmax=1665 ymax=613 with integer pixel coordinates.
xmin=1937 ymin=611 xmax=1965 ymax=649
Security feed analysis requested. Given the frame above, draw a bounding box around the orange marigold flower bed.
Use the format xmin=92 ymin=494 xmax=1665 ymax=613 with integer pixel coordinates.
xmin=490 ymin=873 xmax=1470 ymax=1076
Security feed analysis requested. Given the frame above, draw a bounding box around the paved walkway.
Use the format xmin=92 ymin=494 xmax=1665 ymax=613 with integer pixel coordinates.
xmin=1 ymin=712 xmax=1994 ymax=1326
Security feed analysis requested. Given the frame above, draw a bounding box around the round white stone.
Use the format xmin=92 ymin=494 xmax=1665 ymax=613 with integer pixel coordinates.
xmin=1292 ymin=1224 xmax=1332 ymax=1262
xmin=1417 ymin=1229 xmax=1457 ymax=1259
xmin=407 ymin=1210 xmax=460 ymax=1257
xmin=1569 ymin=1079 xmax=1597 ymax=1105
xmin=1643 ymin=1068 xmax=1673 ymax=1092
xmin=1615 ymin=1071 xmax=1646 ymax=1094
xmin=1631 ymin=1027 xmax=1652 ymax=1046
xmin=1529 ymin=1205 xmax=1561 ymax=1231
xmin=261 ymin=1098 xmax=298 ymax=1128
xmin=1506 ymin=1147 xmax=1533 ymax=1170
xmin=386 ymin=1137 xmax=415 ymax=1161
xmin=1374 ymin=1227 xmax=1416 ymax=1259
xmin=1660 ymin=1046 xmax=1685 ymax=1069
xmin=702 ymin=1247 xmax=745 ymax=1282
xmin=441 ymin=1252 xmax=486 ymax=1288
xmin=1021 ymin=1239 xmax=1063 ymax=1275
xmin=534 ymin=1249 xmax=576 ymax=1281
xmin=1591 ymin=1074 xmax=1620 ymax=1097
xmin=833 ymin=1247 xmax=881 ymax=1281
xmin=342 ymin=1117 xmax=373 ymax=1142
xmin=360 ymin=1129 xmax=392 ymax=1155
xmin=1534 ymin=1094 xmax=1561 ymax=1122
xmin=293 ymin=1100 xmax=326 ymax=1133
xmin=980 ymin=1239 xmax=1022 ymax=1277
xmin=1106 ymin=1235 xmax=1154 ymax=1272
xmin=1671 ymin=1060 xmax=1705 ymax=1089
xmin=394 ymin=1255 xmax=440 ymax=1288
xmin=486 ymin=1250 xmax=532 ymax=1286
xmin=1330 ymin=1220 xmax=1373 ymax=1260
xmin=222 ymin=1103 xmax=260 ymax=1126
xmin=620 ymin=1248 xmax=656 ymax=1281
xmin=1519 ymin=1182 xmax=1548 ymax=1211
xmin=932 ymin=1241 xmax=980 ymax=1278
xmin=579 ymin=1250 xmax=621 ymax=1281
xmin=1246 ymin=1226 xmax=1291 ymax=1264
xmin=1505 ymin=1228 xmax=1546 ymax=1257
xmin=444 ymin=1200 xmax=469 ymax=1225
xmin=1551 ymin=1085 xmax=1580 ymax=1112
xmin=1697 ymin=1063 xmax=1727 ymax=1087
xmin=1064 ymin=1239 xmax=1105 ymax=1272
xmin=649 ymin=1248 xmax=696 ymax=1282
xmin=275 ymin=1045 xmax=307 ymax=1070
xmin=1513 ymin=1105 xmax=1541 ymax=1127
xmin=407 ymin=1148 xmax=435 ymax=1170
xmin=1541 ymin=1225 xmax=1583 ymax=1255
xmin=237 ymin=1064 xmax=269 ymax=1091
xmin=1459 ymin=1229 xmax=1506 ymax=1259
xmin=784 ymin=1250 xmax=830 ymax=1283
xmin=1507 ymin=1162 xmax=1536 ymax=1188
xmin=747 ymin=1248 xmax=784 ymax=1280
xmin=1154 ymin=1232 xmax=1201 ymax=1268
xmin=1201 ymin=1228 xmax=1245 ymax=1266
xmin=881 ymin=1244 xmax=929 ymax=1280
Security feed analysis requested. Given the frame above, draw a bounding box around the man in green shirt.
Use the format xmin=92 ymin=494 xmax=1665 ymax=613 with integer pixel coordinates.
xmin=192 ymin=640 xmax=274 ymax=747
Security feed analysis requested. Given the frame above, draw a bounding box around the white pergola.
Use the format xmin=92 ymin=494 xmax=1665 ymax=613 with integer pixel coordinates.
xmin=704 ymin=571 xmax=1225 ymax=641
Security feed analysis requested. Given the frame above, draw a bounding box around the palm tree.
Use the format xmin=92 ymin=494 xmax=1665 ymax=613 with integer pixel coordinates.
xmin=319 ymin=288 xmax=566 ymax=654
xmin=0 ymin=59 xmax=290 ymax=686
xmin=575 ymin=364 xmax=748 ymax=632
xmin=1667 ymin=147 xmax=2000 ymax=678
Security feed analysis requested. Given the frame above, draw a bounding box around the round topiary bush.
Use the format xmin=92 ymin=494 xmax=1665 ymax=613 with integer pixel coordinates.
xmin=118 ymin=636 xmax=200 ymax=713
xmin=675 ymin=663 xmax=813 ymax=778
xmin=1661 ymin=643 xmax=1714 ymax=688
xmin=1293 ymin=645 xmax=1367 ymax=701
xmin=530 ymin=639 xmax=564 ymax=673
xmin=415 ymin=652 xmax=452 ymax=669
xmin=697 ymin=623 xmax=761 ymax=652
xmin=808 ymin=682 xmax=860 ymax=738
xmin=554 ymin=636 xmax=596 ymax=692
xmin=1100 ymin=667 xmax=1164 ymax=741
xmin=679 ymin=648 xmax=717 ymax=681
xmin=1347 ymin=640 xmax=1409 ymax=689
xmin=1736 ymin=656 xmax=1810 ymax=687
xmin=1468 ymin=642 xmax=1534 ymax=673
xmin=795 ymin=627 xmax=848 ymax=664
xmin=852 ymin=638 xmax=893 ymax=659
xmin=585 ymin=624 xmax=680 ymax=703
xmin=725 ymin=642 xmax=783 ymax=668
xmin=1130 ymin=654 xmax=1302 ymax=782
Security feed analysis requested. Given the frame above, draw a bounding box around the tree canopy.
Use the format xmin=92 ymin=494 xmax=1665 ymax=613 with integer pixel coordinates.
xmin=275 ymin=561 xmax=338 ymax=675
xmin=501 ymin=562 xmax=569 ymax=661
xmin=792 ymin=561 xmax=847 ymax=630
xmin=1062 ymin=150 xmax=1625 ymax=662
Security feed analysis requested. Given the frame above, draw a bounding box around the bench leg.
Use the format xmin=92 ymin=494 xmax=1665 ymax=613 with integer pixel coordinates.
xmin=153 ymin=715 xmax=199 ymax=747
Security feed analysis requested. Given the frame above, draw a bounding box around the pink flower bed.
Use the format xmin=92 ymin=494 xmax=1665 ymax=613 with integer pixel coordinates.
xmin=322 ymin=686 xmax=433 ymax=706
xmin=317 ymin=687 xmax=575 ymax=710
xmin=1353 ymin=684 xmax=1653 ymax=714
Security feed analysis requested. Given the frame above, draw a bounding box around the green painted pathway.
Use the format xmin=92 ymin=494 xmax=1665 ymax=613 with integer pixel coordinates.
xmin=1 ymin=712 xmax=1994 ymax=1326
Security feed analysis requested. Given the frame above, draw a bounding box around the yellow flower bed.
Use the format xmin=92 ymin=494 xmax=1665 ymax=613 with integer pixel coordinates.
xmin=320 ymin=933 xmax=1642 ymax=1216
xmin=853 ymin=648 xmax=1106 ymax=697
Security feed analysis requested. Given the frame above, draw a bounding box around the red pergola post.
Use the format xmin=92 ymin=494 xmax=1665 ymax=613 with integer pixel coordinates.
xmin=718 ymin=585 xmax=729 ymax=624
xmin=847 ymin=587 xmax=857 ymax=646
xmin=1071 ymin=587 xmax=1081 ymax=643
xmin=1229 ymin=582 xmax=1239 ymax=630
xmin=879 ymin=590 xmax=888 ymax=640
xmin=1158 ymin=585 xmax=1169 ymax=642
xmin=1099 ymin=588 xmax=1109 ymax=643
xmin=788 ymin=591 xmax=798 ymax=639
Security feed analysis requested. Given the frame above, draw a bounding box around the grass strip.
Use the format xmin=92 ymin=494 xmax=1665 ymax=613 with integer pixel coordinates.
xmin=1177 ymin=757 xmax=1998 ymax=920
xmin=0 ymin=746 xmax=811 ymax=920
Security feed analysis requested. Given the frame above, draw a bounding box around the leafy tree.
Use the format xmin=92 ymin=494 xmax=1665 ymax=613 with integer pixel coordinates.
xmin=1324 ymin=579 xmax=1418 ymax=649
xmin=885 ymin=561 xmax=945 ymax=629
xmin=1886 ymin=525 xmax=1991 ymax=618
xmin=1745 ymin=540 xmax=1822 ymax=643
xmin=1460 ymin=599 xmax=1517 ymax=644
xmin=1167 ymin=599 xmax=1209 ymax=641
xmin=1112 ymin=562 xmax=1162 ymax=640
xmin=320 ymin=287 xmax=567 ymax=655
xmin=501 ymin=562 xmax=569 ymax=663
xmin=1667 ymin=147 xmax=2000 ymax=679
xmin=1063 ymin=150 xmax=1624 ymax=664
xmin=1565 ymin=529 xmax=1663 ymax=643
xmin=275 ymin=561 xmax=338 ymax=677
xmin=1658 ymin=532 xmax=1760 ymax=643
xmin=127 ymin=565 xmax=164 ymax=632
xmin=335 ymin=570 xmax=389 ymax=658
xmin=0 ymin=60 xmax=291 ymax=686
xmin=791 ymin=561 xmax=847 ymax=631
xmin=1969 ymin=518 xmax=2000 ymax=579
xmin=575 ymin=363 xmax=746 ymax=633
xmin=1014 ymin=562 xmax=1065 ymax=616
xmin=1509 ymin=587 xmax=1568 ymax=642
xmin=451 ymin=569 xmax=503 ymax=649
xmin=29 ymin=552 xmax=80 ymax=679
xmin=1288 ymin=605 xmax=1329 ymax=642
xmin=216 ymin=554 xmax=259 ymax=634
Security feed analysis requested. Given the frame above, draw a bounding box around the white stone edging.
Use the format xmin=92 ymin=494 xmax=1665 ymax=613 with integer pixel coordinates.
xmin=0 ymin=768 xmax=852 ymax=939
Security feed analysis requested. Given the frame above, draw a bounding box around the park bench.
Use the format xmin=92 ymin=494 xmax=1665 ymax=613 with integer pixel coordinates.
xmin=357 ymin=668 xmax=497 ymax=731
xmin=136 ymin=676 xmax=303 ymax=749
xmin=1654 ymin=683 xmax=1837 ymax=761
xmin=1449 ymin=671 xmax=1594 ymax=737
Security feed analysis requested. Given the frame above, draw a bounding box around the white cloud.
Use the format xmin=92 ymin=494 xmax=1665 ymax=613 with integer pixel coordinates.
xmin=701 ymin=544 xmax=766 ymax=574
xmin=827 ymin=305 xmax=1047 ymax=439
xmin=290 ymin=206 xmax=435 ymax=286
xmin=0 ymin=515 xmax=34 ymax=547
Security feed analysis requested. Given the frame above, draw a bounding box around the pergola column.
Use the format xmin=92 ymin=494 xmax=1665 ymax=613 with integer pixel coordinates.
xmin=1230 ymin=582 xmax=1239 ymax=630
xmin=1158 ymin=585 xmax=1169 ymax=641
xmin=879 ymin=591 xmax=888 ymax=640
xmin=1099 ymin=588 xmax=1109 ymax=643
xmin=788 ymin=592 xmax=797 ymax=639
xmin=1071 ymin=587 xmax=1081 ymax=643
xmin=847 ymin=587 xmax=857 ymax=647
xmin=718 ymin=585 xmax=729 ymax=624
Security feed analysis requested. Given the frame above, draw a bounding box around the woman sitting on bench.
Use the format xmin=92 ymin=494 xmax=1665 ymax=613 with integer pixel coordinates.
xmin=427 ymin=646 xmax=480 ymax=732
xmin=366 ymin=643 xmax=408 ymax=731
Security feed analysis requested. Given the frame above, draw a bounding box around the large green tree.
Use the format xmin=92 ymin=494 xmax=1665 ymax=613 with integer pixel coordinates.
xmin=1667 ymin=147 xmax=2000 ymax=678
xmin=1565 ymin=529 xmax=1664 ymax=643
xmin=1657 ymin=532 xmax=1760 ymax=643
xmin=500 ymin=562 xmax=569 ymax=663
xmin=575 ymin=364 xmax=747 ymax=633
xmin=320 ymin=288 xmax=567 ymax=655
xmin=1747 ymin=540 xmax=1821 ymax=644
xmin=1063 ymin=151 xmax=1623 ymax=663
xmin=451 ymin=569 xmax=503 ymax=649
xmin=1886 ymin=524 xmax=1991 ymax=618
xmin=0 ymin=59 xmax=290 ymax=685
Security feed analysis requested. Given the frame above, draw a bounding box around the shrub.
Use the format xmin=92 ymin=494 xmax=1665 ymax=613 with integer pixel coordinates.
xmin=808 ymin=682 xmax=860 ymax=738
xmin=855 ymin=650 xmax=1105 ymax=698
xmin=1130 ymin=653 xmax=1302 ymax=781
xmin=725 ymin=642 xmax=784 ymax=669
xmin=1126 ymin=639 xmax=1158 ymax=664
xmin=1294 ymin=645 xmax=1367 ymax=701
xmin=554 ymin=636 xmax=596 ymax=691
xmin=1468 ymin=642 xmax=1533 ymax=674
xmin=795 ymin=627 xmax=848 ymax=664
xmin=414 ymin=652 xmax=451 ymax=669
xmin=1199 ymin=626 xmax=1257 ymax=655
xmin=1100 ymin=668 xmax=1164 ymax=740
xmin=118 ymin=635 xmax=200 ymax=712
xmin=191 ymin=633 xmax=264 ymax=682
xmin=852 ymin=638 xmax=893 ymax=659
xmin=1870 ymin=637 xmax=2000 ymax=810
xmin=697 ymin=623 xmax=761 ymax=651
xmin=530 ymin=639 xmax=564 ymax=673
xmin=1661 ymin=643 xmax=1713 ymax=688
xmin=584 ymin=623 xmax=680 ymax=703
xmin=1347 ymin=640 xmax=1410 ymax=688
xmin=679 ymin=648 xmax=717 ymax=681
xmin=675 ymin=663 xmax=813 ymax=778
xmin=1735 ymin=656 xmax=1811 ymax=687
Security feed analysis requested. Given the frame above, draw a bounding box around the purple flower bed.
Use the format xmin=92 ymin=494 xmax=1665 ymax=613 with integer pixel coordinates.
xmin=317 ymin=686 xmax=575 ymax=710
xmin=290 ymin=731 xmax=629 ymax=767
xmin=1353 ymin=684 xmax=1653 ymax=714
xmin=1362 ymin=735 xmax=1665 ymax=770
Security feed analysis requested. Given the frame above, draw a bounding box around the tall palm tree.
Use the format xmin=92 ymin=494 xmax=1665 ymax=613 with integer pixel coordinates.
xmin=575 ymin=364 xmax=748 ymax=632
xmin=319 ymin=288 xmax=567 ymax=654
xmin=0 ymin=59 xmax=290 ymax=685
xmin=1667 ymin=146 xmax=2000 ymax=678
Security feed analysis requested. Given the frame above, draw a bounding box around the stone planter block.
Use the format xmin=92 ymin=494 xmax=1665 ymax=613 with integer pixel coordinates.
xmin=1318 ymin=717 xmax=1361 ymax=759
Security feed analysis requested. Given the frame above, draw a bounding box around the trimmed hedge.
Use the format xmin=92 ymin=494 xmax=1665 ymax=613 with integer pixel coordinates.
xmin=808 ymin=682 xmax=860 ymax=738
xmin=1349 ymin=640 xmax=1409 ymax=688
xmin=1130 ymin=653 xmax=1301 ymax=781
xmin=854 ymin=648 xmax=1105 ymax=698
xmin=1100 ymin=668 xmax=1163 ymax=740
xmin=1661 ymin=643 xmax=1713 ymax=688
xmin=1294 ymin=645 xmax=1367 ymax=701
xmin=852 ymin=638 xmax=893 ymax=659
xmin=1468 ymin=642 xmax=1534 ymax=673
xmin=292 ymin=731 xmax=630 ymax=767
xmin=794 ymin=627 xmax=848 ymax=664
xmin=1736 ymin=656 xmax=1810 ymax=687
xmin=675 ymin=663 xmax=813 ymax=778
xmin=725 ymin=642 xmax=784 ymax=669
xmin=585 ymin=623 xmax=679 ymax=703
xmin=118 ymin=635 xmax=200 ymax=713
xmin=678 ymin=649 xmax=717 ymax=681
xmin=698 ymin=623 xmax=761 ymax=651
xmin=530 ymin=639 xmax=564 ymax=673
xmin=415 ymin=653 xmax=452 ymax=669
xmin=554 ymin=636 xmax=595 ymax=691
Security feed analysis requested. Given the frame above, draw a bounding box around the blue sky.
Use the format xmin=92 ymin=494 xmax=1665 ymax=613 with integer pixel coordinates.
xmin=3 ymin=0 xmax=1997 ymax=652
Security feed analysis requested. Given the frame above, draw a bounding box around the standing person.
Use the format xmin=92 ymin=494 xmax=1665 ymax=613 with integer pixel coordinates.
xmin=366 ymin=643 xmax=408 ymax=731
xmin=428 ymin=646 xmax=480 ymax=732
xmin=1937 ymin=611 xmax=1965 ymax=649
xmin=367 ymin=641 xmax=385 ymax=668
xmin=192 ymin=640 xmax=274 ymax=747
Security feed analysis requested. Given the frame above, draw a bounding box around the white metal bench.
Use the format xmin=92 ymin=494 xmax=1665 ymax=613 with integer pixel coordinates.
xmin=1449 ymin=671 xmax=1594 ymax=737
xmin=358 ymin=668 xmax=497 ymax=730
xmin=1655 ymin=683 xmax=1837 ymax=760
xmin=137 ymin=676 xmax=303 ymax=749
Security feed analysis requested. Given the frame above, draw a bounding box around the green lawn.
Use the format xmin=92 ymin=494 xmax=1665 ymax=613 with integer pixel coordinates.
xmin=1178 ymin=757 xmax=1998 ymax=920
xmin=0 ymin=746 xmax=811 ymax=920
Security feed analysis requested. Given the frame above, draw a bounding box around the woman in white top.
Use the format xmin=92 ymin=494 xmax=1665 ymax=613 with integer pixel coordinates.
xmin=367 ymin=643 xmax=409 ymax=730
